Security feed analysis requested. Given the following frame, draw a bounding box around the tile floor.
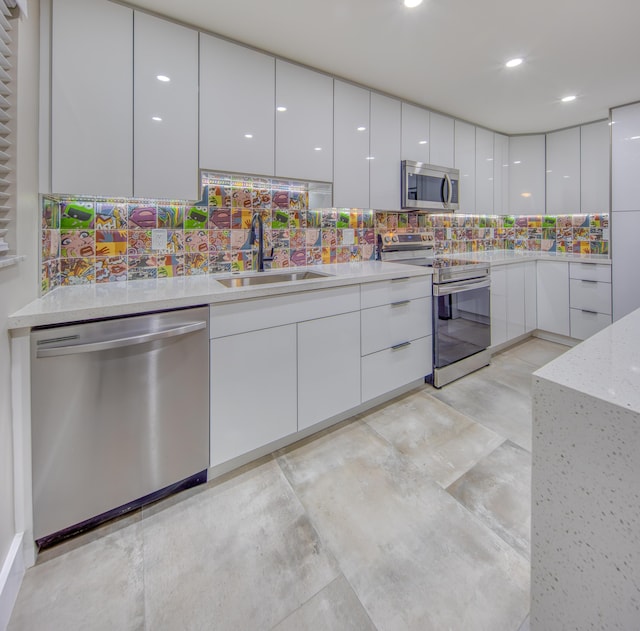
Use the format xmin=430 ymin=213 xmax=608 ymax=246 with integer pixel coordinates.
xmin=8 ymin=337 xmax=568 ymax=631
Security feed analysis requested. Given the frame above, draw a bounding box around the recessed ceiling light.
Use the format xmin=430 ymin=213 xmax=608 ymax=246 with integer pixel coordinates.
xmin=366 ymin=156 xmax=375 ymax=160
xmin=521 ymin=192 xmax=532 ymax=198
xmin=152 ymin=116 xmax=162 ymax=122
xmin=513 ymin=160 xmax=521 ymax=164
xmin=631 ymin=136 xmax=640 ymax=140
xmin=244 ymin=133 xmax=253 ymax=138
xmin=505 ymin=58 xmax=523 ymax=68
xmin=561 ymin=95 xmax=576 ymax=102
xmin=314 ymin=147 xmax=322 ymax=151
xmin=277 ymin=106 xmax=287 ymax=112
xmin=419 ymin=140 xmax=428 ymax=144
xmin=156 ymin=75 xmax=170 ymax=82
xmin=357 ymin=126 xmax=367 ymax=131
xmin=403 ymin=0 xmax=423 ymax=7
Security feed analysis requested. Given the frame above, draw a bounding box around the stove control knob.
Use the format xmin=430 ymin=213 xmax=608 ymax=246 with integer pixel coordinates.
xmin=392 ymin=235 xmax=399 ymax=242
xmin=384 ymin=235 xmax=391 ymax=243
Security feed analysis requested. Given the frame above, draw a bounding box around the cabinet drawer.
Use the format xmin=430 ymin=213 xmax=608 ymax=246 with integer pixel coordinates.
xmin=361 ymin=335 xmax=432 ymax=402
xmin=361 ymin=297 xmax=431 ymax=356
xmin=210 ymin=285 xmax=359 ymax=338
xmin=361 ymin=275 xmax=431 ymax=309
xmin=569 ymin=279 xmax=612 ymax=315
xmin=569 ymin=262 xmax=611 ymax=282
xmin=570 ymin=308 xmax=612 ymax=341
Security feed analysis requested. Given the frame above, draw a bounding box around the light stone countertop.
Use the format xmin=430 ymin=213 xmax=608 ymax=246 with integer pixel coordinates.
xmin=534 ymin=306 xmax=640 ymax=414
xmin=8 ymin=261 xmax=432 ymax=330
xmin=444 ymin=250 xmax=611 ymax=267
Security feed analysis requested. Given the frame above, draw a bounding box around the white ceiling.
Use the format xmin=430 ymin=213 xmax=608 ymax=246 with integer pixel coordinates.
xmin=125 ymin=0 xmax=640 ymax=135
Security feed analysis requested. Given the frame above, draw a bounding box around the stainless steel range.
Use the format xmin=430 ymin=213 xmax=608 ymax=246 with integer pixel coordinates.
xmin=379 ymin=232 xmax=491 ymax=387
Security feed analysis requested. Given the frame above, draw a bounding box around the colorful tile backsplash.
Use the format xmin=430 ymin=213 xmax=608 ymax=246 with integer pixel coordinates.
xmin=40 ymin=173 xmax=610 ymax=294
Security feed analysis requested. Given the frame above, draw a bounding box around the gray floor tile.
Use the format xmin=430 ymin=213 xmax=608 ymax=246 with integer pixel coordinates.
xmin=447 ymin=440 xmax=532 ymax=559
xmin=500 ymin=337 xmax=570 ymax=369
xmin=8 ymin=523 xmax=144 ymax=631
xmin=429 ymin=372 xmax=533 ymax=452
xmin=142 ymin=458 xmax=340 ymax=631
xmin=272 ymin=574 xmax=377 ymax=631
xmin=363 ymin=389 xmax=505 ymax=488
xmin=278 ymin=422 xmax=530 ymax=631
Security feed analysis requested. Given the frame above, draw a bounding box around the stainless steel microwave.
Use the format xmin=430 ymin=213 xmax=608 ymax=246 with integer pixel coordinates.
xmin=401 ymin=161 xmax=460 ymax=211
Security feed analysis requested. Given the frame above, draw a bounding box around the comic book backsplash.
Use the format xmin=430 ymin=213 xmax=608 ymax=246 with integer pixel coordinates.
xmin=40 ymin=174 xmax=609 ymax=294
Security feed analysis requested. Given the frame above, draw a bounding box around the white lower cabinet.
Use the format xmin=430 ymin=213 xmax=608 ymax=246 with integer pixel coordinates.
xmin=569 ymin=262 xmax=612 ymax=340
xmin=490 ymin=266 xmax=508 ymax=346
xmin=298 ymin=312 xmax=361 ymax=431
xmin=537 ymin=260 xmax=570 ymax=337
xmin=210 ymin=324 xmax=297 ymax=466
xmin=360 ymin=275 xmax=432 ymax=402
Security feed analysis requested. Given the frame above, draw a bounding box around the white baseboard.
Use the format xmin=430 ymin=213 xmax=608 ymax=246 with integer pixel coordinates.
xmin=0 ymin=533 xmax=25 ymax=631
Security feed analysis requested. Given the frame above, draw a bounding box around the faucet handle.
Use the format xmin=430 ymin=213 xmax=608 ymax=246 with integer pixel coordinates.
xmin=263 ymin=248 xmax=274 ymax=269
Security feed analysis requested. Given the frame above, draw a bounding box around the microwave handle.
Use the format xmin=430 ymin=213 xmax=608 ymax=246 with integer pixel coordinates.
xmin=444 ymin=173 xmax=452 ymax=205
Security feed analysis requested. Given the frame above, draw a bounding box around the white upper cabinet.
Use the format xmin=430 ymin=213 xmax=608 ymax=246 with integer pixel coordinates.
xmin=580 ymin=120 xmax=609 ymax=213
xmin=454 ymin=120 xmax=476 ymax=213
xmin=493 ymin=133 xmax=509 ymax=215
xmin=333 ymin=81 xmax=370 ymax=208
xmin=275 ymin=61 xmax=333 ymax=182
xmin=51 ymin=0 xmax=133 ymax=197
xmin=134 ymin=12 xmax=198 ymax=200
xmin=611 ymin=103 xmax=640 ymax=212
xmin=401 ymin=103 xmax=430 ymax=163
xmin=508 ymin=135 xmax=546 ymax=214
xmin=200 ymin=35 xmax=275 ymax=177
xmin=475 ymin=128 xmax=494 ymax=214
xmin=546 ymin=127 xmax=580 ymax=214
xmin=370 ymin=93 xmax=402 ymax=210
xmin=429 ymin=112 xmax=454 ymax=168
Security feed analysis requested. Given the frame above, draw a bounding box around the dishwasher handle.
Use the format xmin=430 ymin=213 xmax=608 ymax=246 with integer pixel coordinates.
xmin=36 ymin=321 xmax=207 ymax=358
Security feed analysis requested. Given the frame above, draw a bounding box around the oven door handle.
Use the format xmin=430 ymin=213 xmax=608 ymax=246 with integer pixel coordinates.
xmin=433 ymin=278 xmax=491 ymax=296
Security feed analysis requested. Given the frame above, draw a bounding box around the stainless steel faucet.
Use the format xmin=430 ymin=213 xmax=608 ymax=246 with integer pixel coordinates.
xmin=249 ymin=213 xmax=273 ymax=271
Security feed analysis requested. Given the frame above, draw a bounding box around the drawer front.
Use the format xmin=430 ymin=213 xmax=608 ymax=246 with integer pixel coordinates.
xmin=570 ymin=308 xmax=612 ymax=341
xmin=361 ymin=275 xmax=431 ymax=309
xmin=569 ymin=279 xmax=612 ymax=314
xmin=210 ymin=285 xmax=360 ymax=338
xmin=361 ymin=335 xmax=432 ymax=402
xmin=569 ymin=262 xmax=611 ymax=282
xmin=361 ymin=297 xmax=431 ymax=356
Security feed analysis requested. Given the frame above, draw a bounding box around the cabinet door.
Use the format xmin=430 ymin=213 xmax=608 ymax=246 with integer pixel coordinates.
xmin=200 ymin=34 xmax=275 ymax=177
xmin=612 ymin=103 xmax=640 ymax=212
xmin=536 ymin=260 xmax=570 ymax=336
xmin=134 ymin=12 xmax=198 ymax=200
xmin=370 ymin=93 xmax=401 ymax=210
xmin=509 ymin=135 xmax=546 ymax=214
xmin=333 ymin=81 xmax=370 ymax=208
xmin=506 ymin=263 xmax=525 ymax=340
xmin=475 ymin=128 xmax=494 ymax=214
xmin=490 ymin=265 xmax=508 ymax=346
xmin=51 ymin=0 xmax=133 ymax=197
xmin=454 ymin=120 xmax=476 ymax=213
xmin=493 ymin=133 xmax=509 ymax=215
xmin=612 ymin=211 xmax=640 ymax=319
xmin=275 ymin=60 xmax=333 ymax=182
xmin=524 ymin=261 xmax=537 ymax=332
xmin=298 ymin=312 xmax=361 ymax=431
xmin=580 ymin=121 xmax=609 ymax=213
xmin=546 ymin=127 xmax=580 ymax=214
xmin=401 ymin=102 xmax=429 ymax=163
xmin=429 ymin=112 xmax=454 ymax=168
xmin=210 ymin=325 xmax=297 ymax=466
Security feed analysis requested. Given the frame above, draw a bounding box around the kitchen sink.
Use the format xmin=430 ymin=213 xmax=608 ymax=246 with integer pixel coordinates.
xmin=217 ymin=270 xmax=333 ymax=288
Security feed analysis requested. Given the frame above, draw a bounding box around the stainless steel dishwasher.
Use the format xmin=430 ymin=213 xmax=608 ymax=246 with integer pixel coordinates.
xmin=30 ymin=306 xmax=210 ymax=547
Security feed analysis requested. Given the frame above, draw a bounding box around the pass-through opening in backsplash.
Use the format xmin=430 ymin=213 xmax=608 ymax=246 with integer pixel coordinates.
xmin=40 ymin=173 xmax=609 ymax=294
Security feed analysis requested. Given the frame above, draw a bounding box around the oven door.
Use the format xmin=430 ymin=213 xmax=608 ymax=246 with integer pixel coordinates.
xmin=433 ymin=278 xmax=491 ymax=369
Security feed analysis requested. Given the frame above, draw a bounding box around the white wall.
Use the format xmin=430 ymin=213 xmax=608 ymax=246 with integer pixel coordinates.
xmin=0 ymin=0 xmax=40 ymax=622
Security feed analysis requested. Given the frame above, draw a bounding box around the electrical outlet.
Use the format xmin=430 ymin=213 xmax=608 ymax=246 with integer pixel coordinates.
xmin=342 ymin=228 xmax=355 ymax=245
xmin=152 ymin=229 xmax=167 ymax=251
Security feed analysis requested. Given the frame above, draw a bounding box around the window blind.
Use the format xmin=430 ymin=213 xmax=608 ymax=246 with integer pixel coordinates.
xmin=0 ymin=0 xmax=13 ymax=261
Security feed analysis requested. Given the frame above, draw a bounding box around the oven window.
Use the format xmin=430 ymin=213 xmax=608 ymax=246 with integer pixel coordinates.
xmin=433 ymin=285 xmax=490 ymax=369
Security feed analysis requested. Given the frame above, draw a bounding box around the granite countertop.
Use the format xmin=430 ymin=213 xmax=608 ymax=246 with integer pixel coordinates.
xmin=8 ymin=262 xmax=432 ymax=330
xmin=534 ymin=307 xmax=640 ymax=415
